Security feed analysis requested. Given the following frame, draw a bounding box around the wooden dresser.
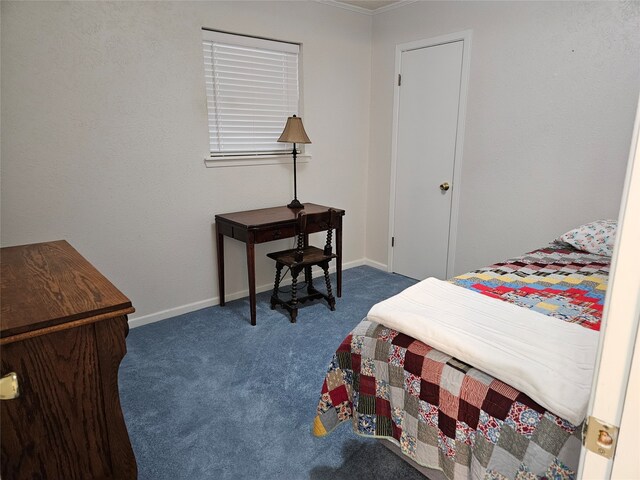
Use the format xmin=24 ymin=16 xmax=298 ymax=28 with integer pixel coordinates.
xmin=0 ymin=240 xmax=137 ymax=479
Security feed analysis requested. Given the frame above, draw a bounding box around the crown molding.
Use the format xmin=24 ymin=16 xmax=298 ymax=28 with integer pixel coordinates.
xmin=373 ymin=0 xmax=418 ymax=14
xmin=315 ymin=0 xmax=418 ymax=16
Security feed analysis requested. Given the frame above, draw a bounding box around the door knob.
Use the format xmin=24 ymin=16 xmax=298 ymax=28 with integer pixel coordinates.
xmin=0 ymin=372 xmax=20 ymax=400
xmin=439 ymin=182 xmax=450 ymax=191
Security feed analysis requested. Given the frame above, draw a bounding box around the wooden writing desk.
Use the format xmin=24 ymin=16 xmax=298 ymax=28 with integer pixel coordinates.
xmin=215 ymin=203 xmax=345 ymax=325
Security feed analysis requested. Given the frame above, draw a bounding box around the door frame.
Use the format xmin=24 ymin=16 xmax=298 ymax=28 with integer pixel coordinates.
xmin=388 ymin=30 xmax=472 ymax=277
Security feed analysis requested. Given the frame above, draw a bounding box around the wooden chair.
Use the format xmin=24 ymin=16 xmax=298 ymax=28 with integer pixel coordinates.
xmin=267 ymin=209 xmax=339 ymax=323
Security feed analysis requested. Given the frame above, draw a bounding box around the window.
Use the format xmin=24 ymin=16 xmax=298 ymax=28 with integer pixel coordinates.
xmin=202 ymin=30 xmax=301 ymax=162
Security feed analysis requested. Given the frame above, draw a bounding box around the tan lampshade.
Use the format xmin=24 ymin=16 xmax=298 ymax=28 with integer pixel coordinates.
xmin=277 ymin=115 xmax=311 ymax=144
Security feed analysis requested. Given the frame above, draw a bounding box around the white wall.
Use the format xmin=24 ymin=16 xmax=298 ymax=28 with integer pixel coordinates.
xmin=3 ymin=1 xmax=639 ymax=325
xmin=0 ymin=1 xmax=372 ymax=322
xmin=367 ymin=1 xmax=640 ymax=275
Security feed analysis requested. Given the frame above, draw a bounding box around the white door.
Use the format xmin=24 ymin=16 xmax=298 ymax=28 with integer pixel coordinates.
xmin=392 ymin=40 xmax=465 ymax=280
xmin=578 ymin=95 xmax=640 ymax=479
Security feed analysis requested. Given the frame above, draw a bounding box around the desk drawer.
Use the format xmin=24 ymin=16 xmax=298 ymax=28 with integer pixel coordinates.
xmin=254 ymin=225 xmax=296 ymax=243
xmin=305 ymin=218 xmax=332 ymax=234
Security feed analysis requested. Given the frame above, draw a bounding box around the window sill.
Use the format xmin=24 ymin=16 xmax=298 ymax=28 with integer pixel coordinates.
xmin=204 ymin=154 xmax=311 ymax=168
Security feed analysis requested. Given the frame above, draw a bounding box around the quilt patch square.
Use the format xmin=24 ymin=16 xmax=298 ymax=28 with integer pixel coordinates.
xmin=357 ymin=394 xmax=376 ymax=415
xmin=439 ymin=387 xmax=459 ymax=419
xmin=473 ymin=434 xmax=495 ymax=468
xmin=489 ymin=380 xmax=520 ymax=401
xmin=420 ymin=380 xmax=439 ymax=405
xmin=388 ymin=345 xmax=407 ymax=367
xmin=404 ymin=371 xmax=421 ymax=398
xmin=497 ymin=424 xmax=529 ymax=460
xmin=531 ymin=415 xmax=571 ymax=456
xmin=373 ymin=360 xmax=389 ymax=383
xmin=404 ymin=393 xmax=420 ymax=419
xmin=505 ymin=401 xmax=542 ymax=438
xmin=359 ymin=374 xmax=376 ymax=395
xmin=486 ymin=445 xmax=521 ymax=480
xmin=376 ymin=378 xmax=391 ymax=400
xmin=417 ymin=420 xmax=437 ymax=447
xmin=329 ymin=384 xmax=349 ymax=406
xmin=478 ymin=410 xmax=504 ymax=444
xmin=455 ymin=420 xmax=475 ymax=446
xmin=374 ymin=340 xmax=391 ymax=361
xmin=404 ymin=350 xmax=425 ymax=377
xmin=376 ymin=396 xmax=391 ymax=417
xmin=407 ymin=339 xmax=432 ymax=356
xmin=421 ymin=357 xmax=445 ymax=384
xmin=418 ymin=399 xmax=439 ymax=427
xmin=482 ymin=389 xmax=513 ymax=421
xmin=460 ymin=375 xmax=490 ymax=408
xmin=458 ymin=399 xmax=480 ymax=429
xmin=438 ymin=410 xmax=457 ymax=439
xmin=441 ymin=364 xmax=466 ymax=396
xmin=388 ymin=364 xmax=405 ymax=388
xmin=392 ymin=332 xmax=414 ymax=348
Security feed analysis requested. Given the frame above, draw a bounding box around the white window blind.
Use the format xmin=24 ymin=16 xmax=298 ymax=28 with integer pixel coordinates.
xmin=202 ymin=30 xmax=300 ymax=157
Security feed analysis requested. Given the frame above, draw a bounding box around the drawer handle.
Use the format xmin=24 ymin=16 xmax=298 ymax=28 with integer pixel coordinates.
xmin=0 ymin=372 xmax=20 ymax=400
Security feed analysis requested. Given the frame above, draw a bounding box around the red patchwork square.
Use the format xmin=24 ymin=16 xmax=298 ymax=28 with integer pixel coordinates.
xmin=439 ymin=388 xmax=459 ymax=418
xmin=407 ymin=340 xmax=432 ymax=356
xmin=489 ymin=379 xmax=519 ymax=400
xmin=421 ymin=358 xmax=444 ymax=384
xmin=337 ymin=334 xmax=353 ymax=352
xmin=351 ymin=353 xmax=361 ymax=373
xmin=329 ymin=385 xmax=349 ymax=405
xmin=360 ymin=374 xmax=376 ymax=396
xmin=459 ymin=376 xmax=490 ymax=408
xmin=376 ymin=397 xmax=391 ymax=417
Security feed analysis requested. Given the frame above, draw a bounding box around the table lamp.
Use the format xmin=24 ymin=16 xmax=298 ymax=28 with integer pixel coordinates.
xmin=278 ymin=115 xmax=311 ymax=209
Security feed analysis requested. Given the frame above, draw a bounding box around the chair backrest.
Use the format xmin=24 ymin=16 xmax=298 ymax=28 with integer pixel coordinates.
xmin=292 ymin=208 xmax=338 ymax=261
xmin=293 ymin=211 xmax=307 ymax=262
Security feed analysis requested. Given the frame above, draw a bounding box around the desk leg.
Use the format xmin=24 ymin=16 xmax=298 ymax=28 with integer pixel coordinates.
xmin=336 ymin=223 xmax=343 ymax=298
xmin=216 ymin=222 xmax=225 ymax=307
xmin=303 ymin=233 xmax=312 ymax=290
xmin=246 ymin=240 xmax=257 ymax=326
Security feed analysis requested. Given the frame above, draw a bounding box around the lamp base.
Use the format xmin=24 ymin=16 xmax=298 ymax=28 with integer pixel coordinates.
xmin=287 ymin=199 xmax=304 ymax=209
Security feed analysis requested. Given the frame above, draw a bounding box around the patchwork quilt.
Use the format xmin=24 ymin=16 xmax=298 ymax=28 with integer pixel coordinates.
xmin=313 ymin=244 xmax=609 ymax=480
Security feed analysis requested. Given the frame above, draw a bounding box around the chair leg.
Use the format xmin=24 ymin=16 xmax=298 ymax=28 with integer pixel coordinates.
xmin=271 ymin=263 xmax=283 ymax=309
xmin=290 ymin=269 xmax=299 ymax=323
xmin=306 ymin=266 xmax=314 ymax=294
xmin=323 ymin=262 xmax=336 ymax=311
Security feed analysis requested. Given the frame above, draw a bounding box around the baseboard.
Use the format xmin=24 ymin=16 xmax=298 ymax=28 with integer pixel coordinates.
xmin=128 ymin=258 xmax=367 ymax=329
xmin=363 ymin=258 xmax=388 ymax=271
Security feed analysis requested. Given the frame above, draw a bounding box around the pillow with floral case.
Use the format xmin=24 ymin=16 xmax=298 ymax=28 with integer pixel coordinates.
xmin=557 ymin=219 xmax=617 ymax=257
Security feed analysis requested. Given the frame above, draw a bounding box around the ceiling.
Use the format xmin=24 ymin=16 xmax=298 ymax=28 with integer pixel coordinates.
xmin=335 ymin=1 xmax=403 ymax=12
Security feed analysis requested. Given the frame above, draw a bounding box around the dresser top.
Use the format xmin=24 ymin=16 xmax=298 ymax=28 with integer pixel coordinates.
xmin=1 ymin=240 xmax=133 ymax=338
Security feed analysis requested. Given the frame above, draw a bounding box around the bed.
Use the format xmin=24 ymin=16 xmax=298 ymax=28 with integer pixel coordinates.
xmin=313 ymin=221 xmax=615 ymax=480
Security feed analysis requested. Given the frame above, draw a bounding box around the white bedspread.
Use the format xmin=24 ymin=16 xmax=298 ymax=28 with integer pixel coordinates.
xmin=367 ymin=277 xmax=599 ymax=425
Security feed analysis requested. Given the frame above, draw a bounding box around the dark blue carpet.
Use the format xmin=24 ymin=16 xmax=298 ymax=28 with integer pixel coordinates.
xmin=119 ymin=266 xmax=425 ymax=479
